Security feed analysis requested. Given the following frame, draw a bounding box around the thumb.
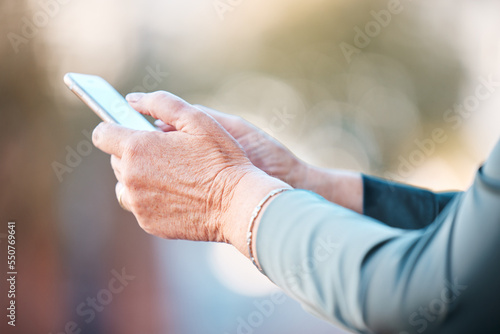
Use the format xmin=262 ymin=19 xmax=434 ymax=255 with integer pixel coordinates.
xmin=126 ymin=91 xmax=215 ymax=134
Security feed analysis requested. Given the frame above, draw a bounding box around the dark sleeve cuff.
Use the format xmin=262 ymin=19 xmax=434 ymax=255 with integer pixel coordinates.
xmin=362 ymin=175 xmax=458 ymax=229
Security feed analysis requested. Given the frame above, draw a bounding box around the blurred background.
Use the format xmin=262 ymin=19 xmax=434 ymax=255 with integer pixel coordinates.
xmin=1 ymin=0 xmax=500 ymax=333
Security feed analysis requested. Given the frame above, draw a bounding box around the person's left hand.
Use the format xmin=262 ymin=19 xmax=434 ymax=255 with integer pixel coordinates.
xmin=92 ymin=91 xmax=289 ymax=253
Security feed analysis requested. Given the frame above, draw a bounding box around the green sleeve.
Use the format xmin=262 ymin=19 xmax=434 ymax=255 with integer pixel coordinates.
xmin=256 ymin=148 xmax=500 ymax=333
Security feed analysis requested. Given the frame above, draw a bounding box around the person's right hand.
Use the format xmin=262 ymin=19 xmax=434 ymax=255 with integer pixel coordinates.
xmin=155 ymin=105 xmax=308 ymax=189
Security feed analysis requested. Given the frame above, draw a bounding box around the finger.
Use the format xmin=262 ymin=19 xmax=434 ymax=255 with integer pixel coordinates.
xmin=126 ymin=91 xmax=216 ymax=134
xmin=193 ymin=104 xmax=235 ymax=129
xmin=193 ymin=104 xmax=256 ymax=140
xmin=110 ymin=155 xmax=122 ymax=181
xmin=115 ymin=182 xmax=130 ymax=211
xmin=154 ymin=119 xmax=176 ymax=132
xmin=92 ymin=122 xmax=137 ymax=158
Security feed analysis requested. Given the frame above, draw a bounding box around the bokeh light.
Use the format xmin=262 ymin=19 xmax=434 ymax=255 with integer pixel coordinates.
xmin=2 ymin=0 xmax=500 ymax=333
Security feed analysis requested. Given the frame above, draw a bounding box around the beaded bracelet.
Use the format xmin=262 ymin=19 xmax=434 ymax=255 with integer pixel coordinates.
xmin=246 ymin=188 xmax=291 ymax=272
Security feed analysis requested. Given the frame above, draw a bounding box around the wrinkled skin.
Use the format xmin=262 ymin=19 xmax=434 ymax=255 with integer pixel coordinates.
xmin=92 ymin=91 xmax=289 ymax=254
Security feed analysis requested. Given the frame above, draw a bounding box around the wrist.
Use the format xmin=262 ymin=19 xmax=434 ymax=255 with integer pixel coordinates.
xmin=291 ymin=161 xmax=325 ymax=194
xmin=221 ymin=165 xmax=292 ymax=257
xmin=293 ymin=165 xmax=363 ymax=213
xmin=246 ymin=187 xmax=291 ymax=271
xmin=287 ymin=157 xmax=311 ymax=189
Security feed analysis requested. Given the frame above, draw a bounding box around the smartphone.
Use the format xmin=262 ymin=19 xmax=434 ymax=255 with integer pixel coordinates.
xmin=64 ymin=73 xmax=156 ymax=131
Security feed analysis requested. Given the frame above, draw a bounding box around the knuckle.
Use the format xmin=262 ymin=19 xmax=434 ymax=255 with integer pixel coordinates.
xmin=150 ymin=91 xmax=190 ymax=115
xmin=138 ymin=133 xmax=159 ymax=155
xmin=127 ymin=193 xmax=147 ymax=220
xmin=171 ymin=99 xmax=189 ymax=114
xmin=151 ymin=91 xmax=185 ymax=110
xmin=191 ymin=109 xmax=205 ymax=120
xmin=127 ymin=193 xmax=140 ymax=210
xmin=149 ymin=90 xmax=168 ymax=101
xmin=136 ymin=217 xmax=153 ymax=235
xmin=121 ymin=164 xmax=140 ymax=187
xmin=121 ymin=170 xmax=134 ymax=187
xmin=191 ymin=109 xmax=213 ymax=128
xmin=124 ymin=133 xmax=143 ymax=155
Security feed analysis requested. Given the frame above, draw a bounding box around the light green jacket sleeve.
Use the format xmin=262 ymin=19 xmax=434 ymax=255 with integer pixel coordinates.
xmin=256 ymin=190 xmax=404 ymax=333
xmin=256 ymin=139 xmax=500 ymax=333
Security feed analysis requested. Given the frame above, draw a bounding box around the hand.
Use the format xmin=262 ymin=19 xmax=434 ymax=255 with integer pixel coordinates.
xmin=159 ymin=105 xmax=363 ymax=213
xmin=156 ymin=105 xmax=309 ymax=189
xmin=92 ymin=91 xmax=290 ymax=254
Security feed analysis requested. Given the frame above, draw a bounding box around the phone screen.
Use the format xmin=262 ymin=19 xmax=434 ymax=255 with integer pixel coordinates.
xmin=65 ymin=73 xmax=156 ymax=132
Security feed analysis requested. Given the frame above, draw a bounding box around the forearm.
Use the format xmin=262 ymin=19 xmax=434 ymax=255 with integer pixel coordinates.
xmin=292 ymin=164 xmax=363 ymax=214
xmin=291 ymin=162 xmax=458 ymax=229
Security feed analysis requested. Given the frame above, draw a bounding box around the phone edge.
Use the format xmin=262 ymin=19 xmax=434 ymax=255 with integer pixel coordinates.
xmin=63 ymin=73 xmax=118 ymax=124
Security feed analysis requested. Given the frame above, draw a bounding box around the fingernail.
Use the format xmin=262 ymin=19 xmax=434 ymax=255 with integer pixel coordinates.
xmin=92 ymin=123 xmax=103 ymax=144
xmin=126 ymin=92 xmax=145 ymax=103
xmin=154 ymin=120 xmax=163 ymax=126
